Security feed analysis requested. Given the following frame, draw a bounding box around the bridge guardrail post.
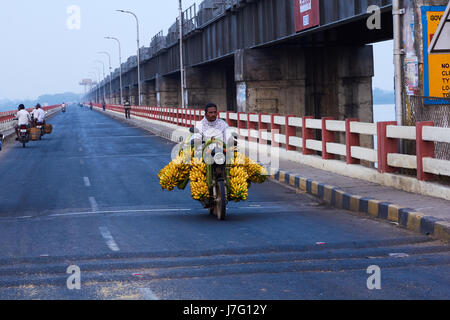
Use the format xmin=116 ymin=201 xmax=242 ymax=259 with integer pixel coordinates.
xmin=302 ymin=116 xmax=314 ymax=155
xmin=416 ymin=121 xmax=435 ymax=181
xmin=377 ymin=121 xmax=398 ymax=173
xmin=322 ymin=117 xmax=335 ymax=160
xmin=183 ymin=109 xmax=188 ymax=127
xmin=226 ymin=112 xmax=236 ymax=128
xmin=191 ymin=109 xmax=196 ymax=127
xmin=247 ymin=113 xmax=258 ymax=143
xmin=271 ymin=114 xmax=281 ymax=148
xmin=258 ymin=113 xmax=268 ymax=144
xmin=285 ymin=115 xmax=297 ymax=151
xmin=237 ymin=112 xmax=247 ymax=140
xmin=188 ymin=109 xmax=193 ymax=127
xmin=345 ymin=119 xmax=360 ymax=164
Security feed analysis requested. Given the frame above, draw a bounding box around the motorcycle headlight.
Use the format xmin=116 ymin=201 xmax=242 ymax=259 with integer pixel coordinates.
xmin=214 ymin=153 xmax=226 ymax=165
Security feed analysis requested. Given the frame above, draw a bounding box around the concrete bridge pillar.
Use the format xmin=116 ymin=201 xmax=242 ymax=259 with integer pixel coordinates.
xmin=185 ymin=65 xmax=228 ymax=110
xmin=129 ymin=86 xmax=139 ymax=106
xmin=142 ymin=81 xmax=157 ymax=106
xmin=303 ymin=45 xmax=374 ymax=123
xmin=113 ymin=92 xmax=121 ymax=105
xmin=155 ymin=74 xmax=180 ymax=107
xmin=123 ymin=87 xmax=130 ymax=104
xmin=234 ymin=47 xmax=307 ymax=116
xmin=304 ymin=45 xmax=374 ymax=149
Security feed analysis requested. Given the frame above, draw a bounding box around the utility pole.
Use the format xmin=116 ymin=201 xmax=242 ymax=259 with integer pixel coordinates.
xmin=117 ymin=10 xmax=142 ymax=105
xmin=105 ymin=36 xmax=124 ymax=105
xmin=179 ymin=0 xmax=186 ymax=109
xmin=99 ymin=51 xmax=113 ymax=104
xmin=393 ymin=0 xmax=404 ymax=126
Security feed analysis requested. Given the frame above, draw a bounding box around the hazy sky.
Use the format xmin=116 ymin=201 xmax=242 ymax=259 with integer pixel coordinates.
xmin=0 ymin=1 xmax=394 ymax=100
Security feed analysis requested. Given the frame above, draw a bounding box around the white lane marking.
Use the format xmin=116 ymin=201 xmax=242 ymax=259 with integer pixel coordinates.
xmin=49 ymin=212 xmax=90 ymax=218
xmin=47 ymin=208 xmax=192 ymax=218
xmin=138 ymin=288 xmax=160 ymax=300
xmin=83 ymin=177 xmax=91 ymax=187
xmin=99 ymin=226 xmax=120 ymax=252
xmin=90 ymin=136 xmax=151 ymax=139
xmin=89 ymin=197 xmax=99 ymax=212
xmin=67 ymin=154 xmax=167 ymax=160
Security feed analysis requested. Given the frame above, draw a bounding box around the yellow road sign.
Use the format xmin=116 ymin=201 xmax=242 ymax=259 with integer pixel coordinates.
xmin=422 ymin=6 xmax=450 ymax=100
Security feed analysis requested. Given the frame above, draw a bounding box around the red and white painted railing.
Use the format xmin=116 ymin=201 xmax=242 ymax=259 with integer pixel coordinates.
xmin=93 ymin=103 xmax=450 ymax=183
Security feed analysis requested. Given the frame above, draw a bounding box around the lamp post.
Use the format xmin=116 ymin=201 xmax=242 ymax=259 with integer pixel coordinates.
xmin=98 ymin=51 xmax=113 ymax=104
xmin=393 ymin=0 xmax=404 ymax=126
xmin=95 ymin=60 xmax=107 ymax=104
xmin=89 ymin=71 xmax=99 ymax=103
xmin=117 ymin=10 xmax=142 ymax=105
xmin=179 ymin=0 xmax=186 ymax=109
xmin=93 ymin=67 xmax=103 ymax=104
xmin=105 ymin=36 xmax=123 ymax=105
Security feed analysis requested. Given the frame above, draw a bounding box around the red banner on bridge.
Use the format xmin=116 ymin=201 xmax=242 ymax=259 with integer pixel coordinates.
xmin=294 ymin=0 xmax=320 ymax=32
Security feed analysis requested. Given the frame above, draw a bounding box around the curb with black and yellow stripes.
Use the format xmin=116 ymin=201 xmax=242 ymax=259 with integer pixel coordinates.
xmin=269 ymin=168 xmax=450 ymax=242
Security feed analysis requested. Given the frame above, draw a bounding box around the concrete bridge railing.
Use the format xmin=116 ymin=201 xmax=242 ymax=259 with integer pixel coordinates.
xmin=91 ymin=103 xmax=450 ymax=200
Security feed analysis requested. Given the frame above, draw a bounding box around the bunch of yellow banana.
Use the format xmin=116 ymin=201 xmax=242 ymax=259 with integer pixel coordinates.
xmin=158 ymin=151 xmax=190 ymax=191
xmin=229 ymin=165 xmax=249 ymax=201
xmin=189 ymin=158 xmax=209 ymax=200
xmin=232 ymin=152 xmax=268 ymax=184
xmin=247 ymin=158 xmax=268 ymax=184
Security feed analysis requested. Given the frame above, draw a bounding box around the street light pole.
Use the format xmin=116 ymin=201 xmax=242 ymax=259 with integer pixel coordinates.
xmin=393 ymin=0 xmax=404 ymax=126
xmin=179 ymin=0 xmax=186 ymax=109
xmin=95 ymin=60 xmax=107 ymax=104
xmin=105 ymin=36 xmax=123 ymax=105
xmin=89 ymin=72 xmax=97 ymax=101
xmin=117 ymin=10 xmax=142 ymax=106
xmin=99 ymin=51 xmax=113 ymax=104
xmin=93 ymin=67 xmax=102 ymax=104
xmin=90 ymin=71 xmax=100 ymax=103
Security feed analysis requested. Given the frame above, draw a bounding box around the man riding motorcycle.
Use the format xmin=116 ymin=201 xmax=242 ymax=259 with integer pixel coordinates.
xmin=189 ymin=103 xmax=237 ymax=220
xmin=30 ymin=104 xmax=46 ymax=138
xmin=14 ymin=104 xmax=31 ymax=140
xmin=190 ymin=103 xmax=232 ymax=145
xmin=31 ymin=104 xmax=45 ymax=124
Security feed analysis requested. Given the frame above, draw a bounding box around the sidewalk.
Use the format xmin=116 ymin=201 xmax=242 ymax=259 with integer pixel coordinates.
xmin=101 ymin=109 xmax=450 ymax=242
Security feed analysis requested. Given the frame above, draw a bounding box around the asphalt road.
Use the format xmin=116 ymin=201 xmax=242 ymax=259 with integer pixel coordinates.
xmin=0 ymin=106 xmax=448 ymax=300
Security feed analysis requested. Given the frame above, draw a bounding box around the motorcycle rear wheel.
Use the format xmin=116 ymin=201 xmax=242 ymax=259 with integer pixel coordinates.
xmin=213 ymin=180 xmax=227 ymax=221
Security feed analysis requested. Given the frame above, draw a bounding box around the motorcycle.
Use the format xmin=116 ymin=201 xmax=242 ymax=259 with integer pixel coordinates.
xmin=62 ymin=106 xmax=66 ymax=113
xmin=190 ymin=127 xmax=237 ymax=221
xmin=36 ymin=122 xmax=45 ymax=140
xmin=17 ymin=124 xmax=30 ymax=148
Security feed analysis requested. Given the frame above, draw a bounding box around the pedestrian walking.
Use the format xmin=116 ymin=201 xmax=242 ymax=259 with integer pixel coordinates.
xmin=124 ymin=99 xmax=131 ymax=119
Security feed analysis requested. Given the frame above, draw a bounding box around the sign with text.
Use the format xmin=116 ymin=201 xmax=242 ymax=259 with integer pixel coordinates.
xmin=422 ymin=6 xmax=450 ymax=102
xmin=294 ymin=0 xmax=320 ymax=32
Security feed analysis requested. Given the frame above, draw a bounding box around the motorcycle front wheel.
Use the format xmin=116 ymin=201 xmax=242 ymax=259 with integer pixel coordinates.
xmin=213 ymin=180 xmax=227 ymax=221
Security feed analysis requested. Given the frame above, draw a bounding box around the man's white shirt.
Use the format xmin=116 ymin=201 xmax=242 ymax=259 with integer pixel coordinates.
xmin=35 ymin=109 xmax=45 ymax=122
xmin=16 ymin=110 xmax=31 ymax=126
xmin=193 ymin=117 xmax=231 ymax=142
xmin=31 ymin=109 xmax=45 ymax=122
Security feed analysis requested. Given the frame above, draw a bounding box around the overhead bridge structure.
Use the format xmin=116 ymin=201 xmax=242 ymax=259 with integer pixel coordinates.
xmin=87 ymin=0 xmax=394 ymax=128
